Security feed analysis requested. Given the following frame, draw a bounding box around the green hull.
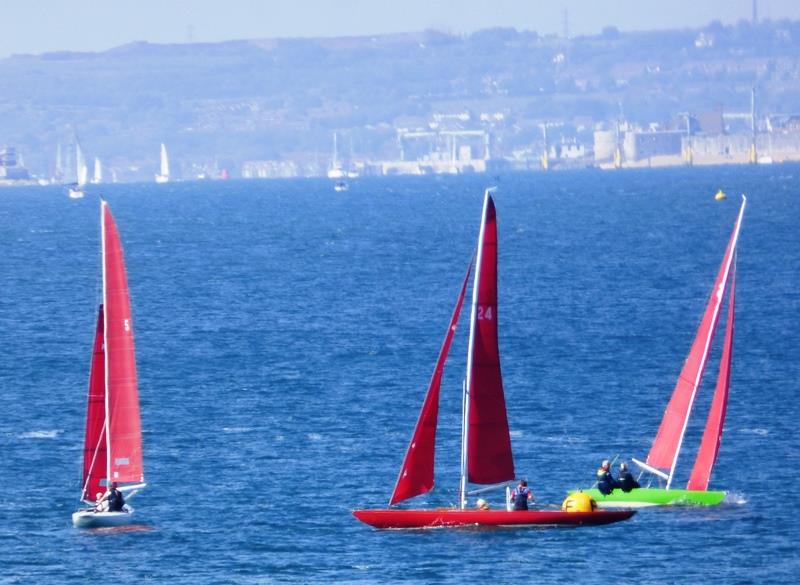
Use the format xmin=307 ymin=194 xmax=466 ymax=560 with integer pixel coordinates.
xmin=570 ymin=488 xmax=726 ymax=508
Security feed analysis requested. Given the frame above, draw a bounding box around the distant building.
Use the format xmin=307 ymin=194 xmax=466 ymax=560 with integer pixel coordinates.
xmin=696 ymin=111 xmax=725 ymax=135
xmin=784 ymin=115 xmax=800 ymax=132
xmin=549 ymin=139 xmax=585 ymax=160
xmin=241 ymin=160 xmax=298 ymax=179
xmin=593 ymin=130 xmax=617 ymax=162
xmin=0 ymin=147 xmax=30 ymax=180
xmin=623 ymin=131 xmax=683 ymax=161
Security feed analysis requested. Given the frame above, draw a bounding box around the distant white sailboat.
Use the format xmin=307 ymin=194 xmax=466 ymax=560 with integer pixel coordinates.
xmin=54 ymin=144 xmax=64 ymax=183
xmin=327 ymin=132 xmax=345 ymax=179
xmin=68 ymin=142 xmax=88 ymax=199
xmin=91 ymin=157 xmax=103 ymax=184
xmin=155 ymin=143 xmax=170 ymax=183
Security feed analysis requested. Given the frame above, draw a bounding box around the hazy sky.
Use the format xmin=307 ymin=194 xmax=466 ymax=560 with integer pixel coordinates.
xmin=2 ymin=0 xmax=800 ymax=58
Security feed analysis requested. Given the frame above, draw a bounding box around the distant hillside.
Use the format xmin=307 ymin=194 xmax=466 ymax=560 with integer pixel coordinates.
xmin=1 ymin=20 xmax=799 ymax=178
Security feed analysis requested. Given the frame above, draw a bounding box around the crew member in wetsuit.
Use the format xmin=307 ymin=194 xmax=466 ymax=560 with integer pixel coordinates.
xmin=617 ymin=462 xmax=640 ymax=492
xmin=511 ymin=479 xmax=534 ymax=510
xmin=596 ymin=459 xmax=620 ymax=495
xmin=99 ymin=481 xmax=125 ymax=512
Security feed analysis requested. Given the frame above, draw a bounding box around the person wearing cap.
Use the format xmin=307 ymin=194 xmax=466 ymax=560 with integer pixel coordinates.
xmin=596 ymin=459 xmax=620 ymax=495
xmin=97 ymin=481 xmax=125 ymax=512
xmin=617 ymin=462 xmax=640 ymax=492
xmin=510 ymin=479 xmax=535 ymax=511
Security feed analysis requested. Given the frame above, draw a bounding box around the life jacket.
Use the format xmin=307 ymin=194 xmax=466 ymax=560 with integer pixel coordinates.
xmin=512 ymin=487 xmax=530 ymax=510
xmin=596 ymin=469 xmax=615 ymax=495
xmin=619 ymin=472 xmax=639 ymax=493
xmin=107 ymin=489 xmax=125 ymax=512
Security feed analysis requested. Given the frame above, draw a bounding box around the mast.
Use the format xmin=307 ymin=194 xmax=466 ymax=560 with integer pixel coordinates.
xmin=101 ymin=201 xmax=112 ymax=486
xmin=460 ymin=189 xmax=491 ymax=509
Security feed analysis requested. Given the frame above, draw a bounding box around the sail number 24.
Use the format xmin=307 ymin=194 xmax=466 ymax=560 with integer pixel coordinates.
xmin=477 ymin=306 xmax=493 ymax=320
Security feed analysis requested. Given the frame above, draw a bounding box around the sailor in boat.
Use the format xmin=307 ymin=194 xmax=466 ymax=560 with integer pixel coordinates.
xmin=96 ymin=481 xmax=126 ymax=513
xmin=617 ymin=462 xmax=640 ymax=493
xmin=94 ymin=492 xmax=109 ymax=512
xmin=475 ymin=498 xmax=491 ymax=511
xmin=510 ymin=479 xmax=535 ymax=510
xmin=596 ymin=460 xmax=620 ymax=495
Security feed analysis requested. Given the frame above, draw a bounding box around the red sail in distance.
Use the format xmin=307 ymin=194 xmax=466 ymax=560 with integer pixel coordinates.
xmin=647 ymin=199 xmax=745 ymax=477
xmin=81 ymin=305 xmax=107 ymax=502
xmin=102 ymin=202 xmax=144 ymax=485
xmin=467 ymin=195 xmax=515 ymax=484
xmin=389 ymin=260 xmax=473 ymax=505
xmin=687 ymin=264 xmax=736 ymax=491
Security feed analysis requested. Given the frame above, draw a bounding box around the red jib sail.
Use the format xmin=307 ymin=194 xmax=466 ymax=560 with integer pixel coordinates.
xmin=646 ymin=199 xmax=745 ymax=483
xmin=687 ymin=264 xmax=736 ymax=491
xmin=389 ymin=260 xmax=473 ymax=505
xmin=102 ymin=202 xmax=144 ymax=486
xmin=467 ymin=194 xmax=515 ymax=484
xmin=81 ymin=305 xmax=107 ymax=502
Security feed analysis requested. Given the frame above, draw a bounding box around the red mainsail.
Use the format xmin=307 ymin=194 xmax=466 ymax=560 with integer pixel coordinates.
xmin=466 ymin=195 xmax=515 ymax=485
xmin=81 ymin=305 xmax=107 ymax=502
xmin=102 ymin=202 xmax=144 ymax=485
xmin=646 ymin=199 xmax=745 ymax=483
xmin=687 ymin=264 xmax=736 ymax=491
xmin=389 ymin=260 xmax=472 ymax=505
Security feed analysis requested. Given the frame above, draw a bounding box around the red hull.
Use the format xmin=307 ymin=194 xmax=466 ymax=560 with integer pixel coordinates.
xmin=352 ymin=508 xmax=635 ymax=529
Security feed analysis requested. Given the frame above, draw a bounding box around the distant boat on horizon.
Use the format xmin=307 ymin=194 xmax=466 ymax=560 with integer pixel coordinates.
xmin=155 ymin=143 xmax=170 ymax=183
xmin=68 ymin=142 xmax=88 ymax=199
xmin=91 ymin=157 xmax=103 ymax=184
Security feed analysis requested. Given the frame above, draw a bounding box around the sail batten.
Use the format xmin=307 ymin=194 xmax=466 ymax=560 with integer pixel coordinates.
xmin=389 ymin=260 xmax=473 ymax=506
xmin=646 ymin=198 xmax=745 ymax=487
xmin=687 ymin=263 xmax=736 ymax=491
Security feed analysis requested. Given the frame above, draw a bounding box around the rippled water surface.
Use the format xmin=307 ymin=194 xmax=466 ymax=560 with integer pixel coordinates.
xmin=1 ymin=167 xmax=798 ymax=583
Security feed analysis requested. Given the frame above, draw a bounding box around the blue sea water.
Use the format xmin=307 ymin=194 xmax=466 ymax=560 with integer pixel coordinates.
xmin=0 ymin=167 xmax=798 ymax=584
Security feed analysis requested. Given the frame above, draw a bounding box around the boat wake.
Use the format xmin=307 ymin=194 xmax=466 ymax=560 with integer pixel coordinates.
xmin=739 ymin=427 xmax=769 ymax=436
xmin=19 ymin=430 xmax=61 ymax=439
xmin=84 ymin=524 xmax=153 ymax=535
xmin=724 ymin=491 xmax=748 ymax=505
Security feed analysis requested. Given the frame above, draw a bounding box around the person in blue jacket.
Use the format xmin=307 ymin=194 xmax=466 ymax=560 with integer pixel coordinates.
xmin=511 ymin=479 xmax=534 ymax=510
xmin=596 ymin=459 xmax=620 ymax=495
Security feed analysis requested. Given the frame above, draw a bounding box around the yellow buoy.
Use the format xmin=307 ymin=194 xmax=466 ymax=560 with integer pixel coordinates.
xmin=715 ymin=189 xmax=727 ymax=201
xmin=561 ymin=492 xmax=597 ymax=513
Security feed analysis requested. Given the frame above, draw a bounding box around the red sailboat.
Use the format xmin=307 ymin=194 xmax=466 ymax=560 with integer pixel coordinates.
xmin=353 ymin=190 xmax=635 ymax=529
xmin=73 ymin=201 xmax=146 ymax=528
xmin=577 ymin=196 xmax=746 ymax=507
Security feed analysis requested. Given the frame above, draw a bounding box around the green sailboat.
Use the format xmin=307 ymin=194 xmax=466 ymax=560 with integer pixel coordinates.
xmin=572 ymin=197 xmax=745 ymax=508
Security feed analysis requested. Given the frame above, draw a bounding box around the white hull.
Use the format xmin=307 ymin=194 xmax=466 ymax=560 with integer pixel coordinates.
xmin=72 ymin=508 xmax=135 ymax=528
xmin=68 ymin=187 xmax=85 ymax=199
xmin=155 ymin=174 xmax=169 ymax=184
